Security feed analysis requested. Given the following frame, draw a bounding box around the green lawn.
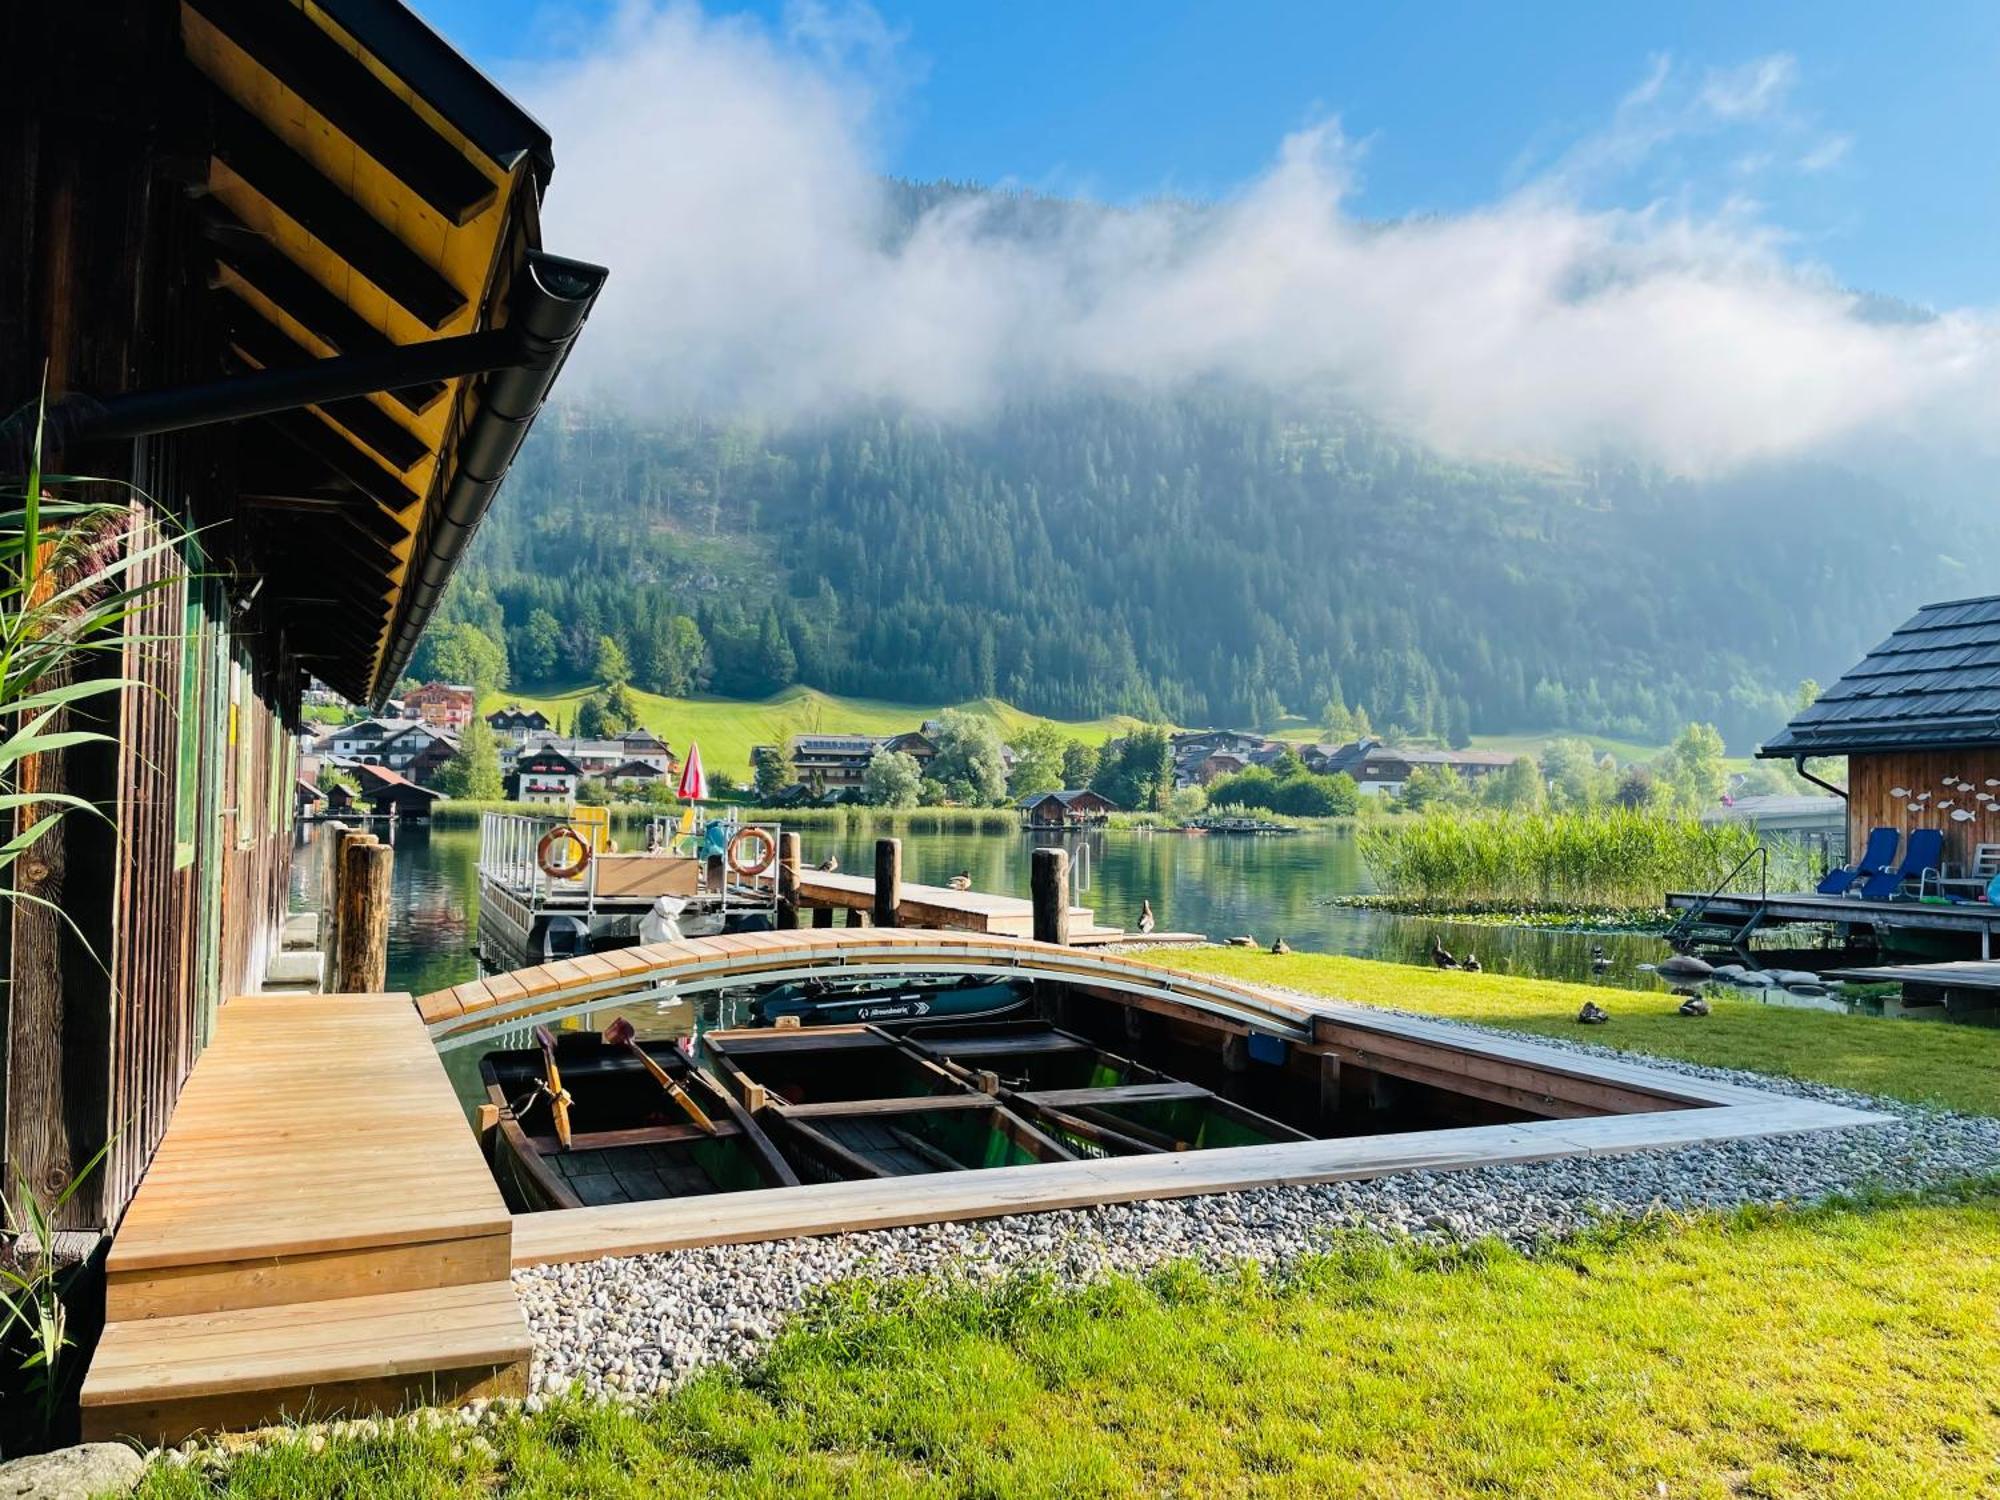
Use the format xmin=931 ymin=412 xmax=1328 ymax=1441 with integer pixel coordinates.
xmin=139 ymin=1192 xmax=2000 ymax=1498
xmin=1167 ymin=947 xmax=2000 ymax=1115
xmin=478 ymin=685 xmax=1144 ymax=777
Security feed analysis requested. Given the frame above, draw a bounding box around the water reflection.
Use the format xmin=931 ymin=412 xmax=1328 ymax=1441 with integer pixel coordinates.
xmin=310 ymin=819 xmax=1711 ymax=1000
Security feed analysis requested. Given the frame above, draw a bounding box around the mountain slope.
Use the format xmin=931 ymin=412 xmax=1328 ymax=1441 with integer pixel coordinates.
xmin=450 ymin=386 xmax=1994 ymax=750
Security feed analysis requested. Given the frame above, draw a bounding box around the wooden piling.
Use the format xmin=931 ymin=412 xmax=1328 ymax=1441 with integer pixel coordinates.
xmin=1031 ymin=846 xmax=1071 ymax=947
xmin=776 ymin=833 xmax=801 ymax=930
xmin=873 ymin=838 xmax=902 ymax=927
xmin=335 ymin=837 xmax=393 ymax=993
xmin=325 ymin=824 xmax=370 ymax=977
xmin=811 ymin=906 xmax=835 ymax=929
xmin=317 ymin=822 xmax=347 ymax=983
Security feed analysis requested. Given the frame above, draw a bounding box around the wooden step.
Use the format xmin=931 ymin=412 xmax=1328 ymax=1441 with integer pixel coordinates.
xmin=283 ymin=912 xmax=321 ymax=950
xmin=81 ymin=1281 xmax=530 ymax=1445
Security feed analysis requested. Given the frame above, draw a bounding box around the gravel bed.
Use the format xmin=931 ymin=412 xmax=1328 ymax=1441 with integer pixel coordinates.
xmin=516 ymin=1003 xmax=2000 ymax=1401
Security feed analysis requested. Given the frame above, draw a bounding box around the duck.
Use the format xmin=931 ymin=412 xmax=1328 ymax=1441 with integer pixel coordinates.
xmin=1430 ymin=935 xmax=1459 ymax=969
xmin=1270 ymin=936 xmax=1292 ymax=955
xmin=1676 ymin=993 xmax=1711 ymax=1017
xmin=814 ymin=854 xmax=839 ymax=872
xmin=1590 ymin=944 xmax=1612 ymax=972
xmin=1226 ymin=934 xmax=1258 ymax=948
xmin=1576 ymin=1000 xmax=1610 ymax=1025
xmin=946 ymin=870 xmax=973 ymax=891
xmin=1461 ymin=952 xmax=1482 ymax=973
xmin=1137 ymin=899 xmax=1156 ymax=935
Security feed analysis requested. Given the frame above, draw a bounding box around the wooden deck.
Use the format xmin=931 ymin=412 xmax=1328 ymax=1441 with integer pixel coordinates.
xmin=80 ymin=993 xmax=529 ymax=1444
xmin=795 ymin=869 xmax=1104 ymax=936
xmin=1824 ymin=959 xmax=2000 ymax=1006
xmin=1665 ymin=889 xmax=2000 ymax=952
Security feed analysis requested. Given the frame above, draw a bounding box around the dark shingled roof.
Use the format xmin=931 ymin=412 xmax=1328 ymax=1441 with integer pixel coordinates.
xmin=1760 ymin=594 xmax=2000 ymax=757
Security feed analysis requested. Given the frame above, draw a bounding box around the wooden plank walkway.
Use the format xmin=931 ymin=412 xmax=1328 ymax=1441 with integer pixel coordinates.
xmin=81 ymin=993 xmax=529 ymax=1444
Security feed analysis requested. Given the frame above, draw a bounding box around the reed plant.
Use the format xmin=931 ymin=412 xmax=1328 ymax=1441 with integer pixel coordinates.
xmin=1357 ymin=807 xmax=1818 ymax=913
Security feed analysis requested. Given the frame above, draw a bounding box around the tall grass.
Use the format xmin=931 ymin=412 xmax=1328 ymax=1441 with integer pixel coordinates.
xmin=1357 ymin=808 xmax=1819 ymax=912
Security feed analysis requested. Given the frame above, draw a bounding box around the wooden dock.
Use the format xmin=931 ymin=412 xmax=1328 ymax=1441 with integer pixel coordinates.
xmin=1823 ymin=959 xmax=2000 ymax=1008
xmin=795 ymin=869 xmax=1117 ymax=938
xmin=1664 ymin=889 xmax=2000 ymax=956
xmin=80 ymin=993 xmax=529 ymax=1445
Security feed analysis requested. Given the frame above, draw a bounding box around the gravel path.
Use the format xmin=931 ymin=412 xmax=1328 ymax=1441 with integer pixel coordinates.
xmin=516 ymin=1003 xmax=2000 ymax=1401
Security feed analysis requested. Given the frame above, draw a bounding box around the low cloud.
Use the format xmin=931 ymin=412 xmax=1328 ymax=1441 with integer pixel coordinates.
xmin=520 ymin=3 xmax=2000 ymax=473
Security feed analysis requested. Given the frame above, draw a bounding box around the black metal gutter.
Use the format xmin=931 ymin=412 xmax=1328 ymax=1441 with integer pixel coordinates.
xmin=1793 ymin=757 xmax=1849 ymax=801
xmin=374 ymin=249 xmax=608 ymax=701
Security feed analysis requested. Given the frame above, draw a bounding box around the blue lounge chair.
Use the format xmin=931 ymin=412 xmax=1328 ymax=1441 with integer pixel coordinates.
xmin=1859 ymin=827 xmax=1944 ymax=901
xmin=1818 ymin=826 xmax=1899 ymax=896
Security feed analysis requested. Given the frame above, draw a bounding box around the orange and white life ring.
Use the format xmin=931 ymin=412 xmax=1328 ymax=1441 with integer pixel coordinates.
xmin=537 ymin=825 xmax=592 ymax=880
xmin=727 ymin=825 xmax=777 ymax=877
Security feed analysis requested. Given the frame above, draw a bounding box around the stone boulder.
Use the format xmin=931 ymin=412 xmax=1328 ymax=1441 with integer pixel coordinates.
xmin=0 ymin=1443 xmax=145 ymax=1500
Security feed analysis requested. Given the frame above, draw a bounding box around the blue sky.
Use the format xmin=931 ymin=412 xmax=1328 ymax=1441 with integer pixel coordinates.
xmin=418 ymin=0 xmax=1995 ymax=308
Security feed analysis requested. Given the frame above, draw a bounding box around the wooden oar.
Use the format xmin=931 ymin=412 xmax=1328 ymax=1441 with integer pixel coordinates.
xmin=604 ymin=1017 xmax=717 ymax=1135
xmin=535 ymin=1025 xmax=573 ymax=1151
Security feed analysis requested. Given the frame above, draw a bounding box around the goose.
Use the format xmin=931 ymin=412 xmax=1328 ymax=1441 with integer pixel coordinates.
xmin=1227 ymin=934 xmax=1258 ymax=948
xmin=1431 ymin=935 xmax=1459 ymax=969
xmin=1461 ymin=952 xmax=1482 ymax=972
xmin=946 ymin=871 xmax=973 ymax=891
xmin=1137 ymin=899 xmax=1156 ymax=935
xmin=1270 ymin=936 xmax=1292 ymax=955
xmin=814 ymin=854 xmax=839 ymax=872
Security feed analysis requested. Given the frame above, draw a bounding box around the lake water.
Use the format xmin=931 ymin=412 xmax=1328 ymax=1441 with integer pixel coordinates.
xmin=295 ymin=819 xmax=1695 ymax=1000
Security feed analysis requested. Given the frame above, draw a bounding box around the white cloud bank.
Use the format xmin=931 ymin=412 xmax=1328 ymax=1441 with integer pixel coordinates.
xmin=521 ymin=2 xmax=2000 ymax=473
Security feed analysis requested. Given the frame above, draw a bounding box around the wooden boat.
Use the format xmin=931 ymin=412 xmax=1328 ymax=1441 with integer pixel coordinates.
xmin=479 ymin=1027 xmax=798 ymax=1211
xmin=751 ymin=973 xmax=1032 ymax=1028
xmin=701 ymin=1019 xmax=1311 ymax=1178
xmin=767 ymin=1098 xmax=1076 ymax=1183
xmin=899 ymin=1020 xmax=1310 ymax=1158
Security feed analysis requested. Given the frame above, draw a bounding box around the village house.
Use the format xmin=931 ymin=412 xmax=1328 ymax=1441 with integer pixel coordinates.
xmin=1306 ymin=738 xmax=1519 ymax=795
xmin=347 ymin=763 xmax=447 ymax=819
xmin=518 ymin=729 xmax=676 ymax=780
xmin=507 ymin=747 xmax=586 ymax=806
xmin=378 ymin=723 xmax=461 ymax=785
xmin=1170 ymin=729 xmax=1283 ymax=787
xmin=486 ymin=704 xmax=553 ymax=741
xmin=320 ymin=717 xmax=422 ymax=763
xmin=404 ymin=681 xmax=477 ymax=732
xmin=606 ymin=759 xmax=666 ymax=792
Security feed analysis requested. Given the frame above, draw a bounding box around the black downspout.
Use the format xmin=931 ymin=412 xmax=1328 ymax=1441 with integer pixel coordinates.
xmin=374 ymin=249 xmax=607 ymax=701
xmin=1793 ymin=755 xmax=1848 ymax=800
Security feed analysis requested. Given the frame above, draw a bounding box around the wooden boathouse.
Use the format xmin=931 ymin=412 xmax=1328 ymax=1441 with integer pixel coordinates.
xmin=1 ymin=0 xmax=604 ymax=1245
xmin=1667 ymin=594 xmax=2000 ymax=958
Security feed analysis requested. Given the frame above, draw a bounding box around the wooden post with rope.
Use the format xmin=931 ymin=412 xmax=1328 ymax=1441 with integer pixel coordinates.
xmin=334 ymin=836 xmax=392 ymax=993
xmin=776 ymin=832 xmax=801 ymax=930
xmin=873 ymin=837 xmax=902 ymax=928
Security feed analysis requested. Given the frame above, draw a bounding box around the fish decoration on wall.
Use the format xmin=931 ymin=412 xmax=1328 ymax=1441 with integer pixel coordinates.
xmin=1939 ymin=801 xmax=1956 ymax=810
xmin=1891 ymin=786 xmax=1910 ymax=797
xmin=1907 ymin=802 xmax=1923 ymax=813
xmin=1953 ymin=809 xmax=1977 ymax=821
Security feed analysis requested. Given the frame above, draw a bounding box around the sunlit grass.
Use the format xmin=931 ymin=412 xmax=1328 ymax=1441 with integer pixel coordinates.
xmin=135 ymin=1192 xmax=2000 ymax=1499
xmin=1168 ymin=947 xmax=2000 ymax=1116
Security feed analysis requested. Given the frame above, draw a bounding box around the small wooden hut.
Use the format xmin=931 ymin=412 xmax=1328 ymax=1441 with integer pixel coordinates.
xmin=1018 ymin=789 xmax=1116 ymax=829
xmin=1761 ymin=593 xmax=2000 ymax=875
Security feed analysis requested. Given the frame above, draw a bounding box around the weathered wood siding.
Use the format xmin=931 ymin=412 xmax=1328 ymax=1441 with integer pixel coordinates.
xmin=0 ymin=2 xmax=299 ymax=1227
xmin=1846 ymin=751 xmax=2000 ymax=871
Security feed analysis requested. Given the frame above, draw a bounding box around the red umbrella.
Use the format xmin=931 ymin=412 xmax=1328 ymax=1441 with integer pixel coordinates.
xmin=676 ymin=740 xmax=708 ymax=801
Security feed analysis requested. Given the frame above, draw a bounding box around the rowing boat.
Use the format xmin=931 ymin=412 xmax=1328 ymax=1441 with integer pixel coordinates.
xmin=479 ymin=1028 xmax=798 ymax=1211
xmin=751 ymin=973 xmax=1032 ymax=1028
